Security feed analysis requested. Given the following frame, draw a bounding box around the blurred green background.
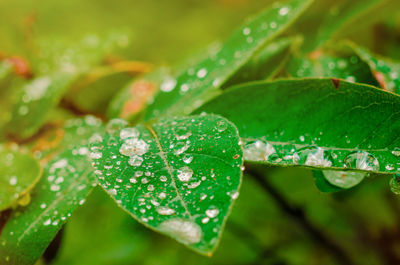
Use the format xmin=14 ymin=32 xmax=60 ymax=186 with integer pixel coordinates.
xmin=1 ymin=0 xmax=400 ymax=264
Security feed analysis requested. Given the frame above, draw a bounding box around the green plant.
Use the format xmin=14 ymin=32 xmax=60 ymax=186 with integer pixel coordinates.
xmin=1 ymin=0 xmax=400 ymax=264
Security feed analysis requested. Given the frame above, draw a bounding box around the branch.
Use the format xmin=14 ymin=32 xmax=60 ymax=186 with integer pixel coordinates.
xmin=245 ymin=165 xmax=356 ymax=265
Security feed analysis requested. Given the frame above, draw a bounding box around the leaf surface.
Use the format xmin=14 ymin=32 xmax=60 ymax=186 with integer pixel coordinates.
xmin=0 ymin=146 xmax=41 ymax=211
xmin=143 ymin=0 xmax=313 ymax=120
xmin=196 ymin=79 xmax=400 ymax=174
xmin=91 ymin=115 xmax=243 ymax=254
xmin=0 ymin=116 xmax=102 ymax=265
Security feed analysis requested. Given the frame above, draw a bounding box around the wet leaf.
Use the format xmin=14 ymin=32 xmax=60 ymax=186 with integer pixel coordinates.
xmin=300 ymin=0 xmax=383 ymax=52
xmin=6 ymin=73 xmax=76 ymax=139
xmin=0 ymin=116 xmax=103 ymax=265
xmin=221 ymin=36 xmax=301 ymax=88
xmin=0 ymin=145 xmax=42 ymax=211
xmin=348 ymin=42 xmax=400 ymax=93
xmin=287 ymin=52 xmax=378 ymax=86
xmin=196 ymin=78 xmax=400 ymax=175
xmin=90 ymin=115 xmax=243 ymax=255
xmin=143 ymin=0 xmax=313 ymax=120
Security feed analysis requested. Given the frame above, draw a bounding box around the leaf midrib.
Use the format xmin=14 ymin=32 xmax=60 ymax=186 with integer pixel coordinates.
xmin=146 ymin=124 xmax=192 ymax=219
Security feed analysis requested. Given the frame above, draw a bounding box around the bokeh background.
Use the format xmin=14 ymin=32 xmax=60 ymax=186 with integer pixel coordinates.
xmin=1 ymin=0 xmax=400 ymax=264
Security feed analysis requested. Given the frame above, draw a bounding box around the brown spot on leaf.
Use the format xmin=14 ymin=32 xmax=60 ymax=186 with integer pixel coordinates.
xmin=331 ymin=78 xmax=340 ymax=89
xmin=121 ymin=80 xmax=157 ymax=118
xmin=6 ymin=56 xmax=33 ymax=78
xmin=373 ymin=71 xmax=388 ymax=91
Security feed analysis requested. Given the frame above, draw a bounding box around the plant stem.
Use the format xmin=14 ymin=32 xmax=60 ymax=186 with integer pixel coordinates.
xmin=245 ymin=166 xmax=356 ymax=265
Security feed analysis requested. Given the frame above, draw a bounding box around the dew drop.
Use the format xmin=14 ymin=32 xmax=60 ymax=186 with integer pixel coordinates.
xmin=215 ymin=120 xmax=228 ymax=132
xmin=120 ymin=128 xmax=139 ymax=139
xmin=159 ymin=218 xmax=202 ymax=244
xmin=344 ymin=152 xmax=379 ymax=171
xmin=119 ymin=139 xmax=149 ymax=156
xmin=177 ymin=166 xmax=193 ymax=182
xmin=205 ymin=208 xmax=219 ymax=218
xmin=196 ymin=68 xmax=207 ymax=78
xmin=390 ymin=175 xmax=400 ymax=195
xmin=156 ymin=206 xmax=175 ymax=215
xmin=128 ymin=155 xmax=144 ymax=167
xmin=323 ymin=170 xmax=366 ymax=189
xmin=182 ymin=154 xmax=193 ymax=164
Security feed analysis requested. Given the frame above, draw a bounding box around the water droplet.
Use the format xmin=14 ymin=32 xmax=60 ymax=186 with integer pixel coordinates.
xmin=120 ymin=128 xmax=139 ymax=139
xmin=323 ymin=170 xmax=366 ymax=188
xmin=201 ymin=217 xmax=210 ymax=224
xmin=160 ymin=78 xmax=176 ymax=92
xmin=242 ymin=27 xmax=251 ymax=35
xmin=156 ymin=206 xmax=175 ymax=215
xmin=119 ymin=139 xmax=149 ymax=156
xmin=344 ymin=152 xmax=379 ymax=171
xmin=215 ymin=120 xmax=228 ymax=132
xmin=182 ymin=154 xmax=193 ymax=164
xmin=159 ymin=218 xmax=202 ymax=244
xmin=177 ymin=166 xmax=193 ymax=182
xmin=279 ymin=6 xmax=289 ymax=16
xmin=205 ymin=208 xmax=219 ymax=218
xmin=128 ymin=155 xmax=144 ymax=167
xmin=305 ymin=148 xmax=332 ymax=167
xmin=244 ymin=140 xmax=276 ymax=161
xmin=106 ymin=119 xmax=128 ymax=135
xmin=197 ymin=68 xmax=207 ymax=78
xmin=147 ymin=184 xmax=155 ymax=191
xmin=9 ymin=176 xmax=17 ymax=186
xmin=392 ymin=148 xmax=400 ymax=157
xmin=173 ymin=141 xmax=189 ymax=155
xmin=390 ymin=175 xmax=400 ymax=195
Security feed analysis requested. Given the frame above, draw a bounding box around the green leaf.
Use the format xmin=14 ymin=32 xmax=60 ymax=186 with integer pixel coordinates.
xmin=107 ymin=67 xmax=168 ymax=120
xmin=90 ymin=115 xmax=243 ymax=255
xmin=0 ymin=145 xmax=42 ymax=211
xmin=0 ymin=116 xmax=102 ymax=265
xmin=6 ymin=73 xmax=75 ymax=139
xmin=348 ymin=42 xmax=400 ymax=93
xmin=143 ymin=0 xmax=313 ymax=120
xmin=65 ymin=67 xmax=134 ymax=115
xmin=195 ymin=78 xmax=400 ymax=174
xmin=299 ymin=0 xmax=383 ymax=52
xmin=5 ymin=33 xmax=128 ymax=139
xmin=287 ymin=52 xmax=379 ymax=86
xmin=221 ymin=36 xmax=301 ymax=88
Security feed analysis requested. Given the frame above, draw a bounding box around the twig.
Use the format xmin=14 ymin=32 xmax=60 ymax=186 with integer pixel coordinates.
xmin=245 ymin=166 xmax=356 ymax=265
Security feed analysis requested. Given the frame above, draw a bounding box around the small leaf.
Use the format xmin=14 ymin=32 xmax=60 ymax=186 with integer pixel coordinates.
xmin=0 ymin=145 xmax=41 ymax=211
xmin=91 ymin=115 xmax=243 ymax=255
xmin=348 ymin=42 xmax=400 ymax=93
xmin=0 ymin=116 xmax=103 ymax=265
xmin=287 ymin=51 xmax=378 ymax=86
xmin=299 ymin=0 xmax=382 ymax=52
xmin=221 ymin=36 xmax=301 ymax=88
xmin=196 ymin=79 xmax=400 ymax=174
xmin=6 ymin=73 xmax=75 ymax=139
xmin=143 ymin=0 xmax=313 ymax=120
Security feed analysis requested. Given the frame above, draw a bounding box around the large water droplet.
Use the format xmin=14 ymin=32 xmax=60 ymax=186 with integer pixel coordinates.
xmin=344 ymin=152 xmax=379 ymax=171
xmin=120 ymin=128 xmax=139 ymax=139
xmin=305 ymin=148 xmax=332 ymax=167
xmin=177 ymin=166 xmax=193 ymax=182
xmin=323 ymin=170 xmax=366 ymax=188
xmin=156 ymin=206 xmax=175 ymax=215
xmin=243 ymin=140 xmax=276 ymax=161
xmin=119 ymin=139 xmax=149 ymax=156
xmin=159 ymin=218 xmax=202 ymax=244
